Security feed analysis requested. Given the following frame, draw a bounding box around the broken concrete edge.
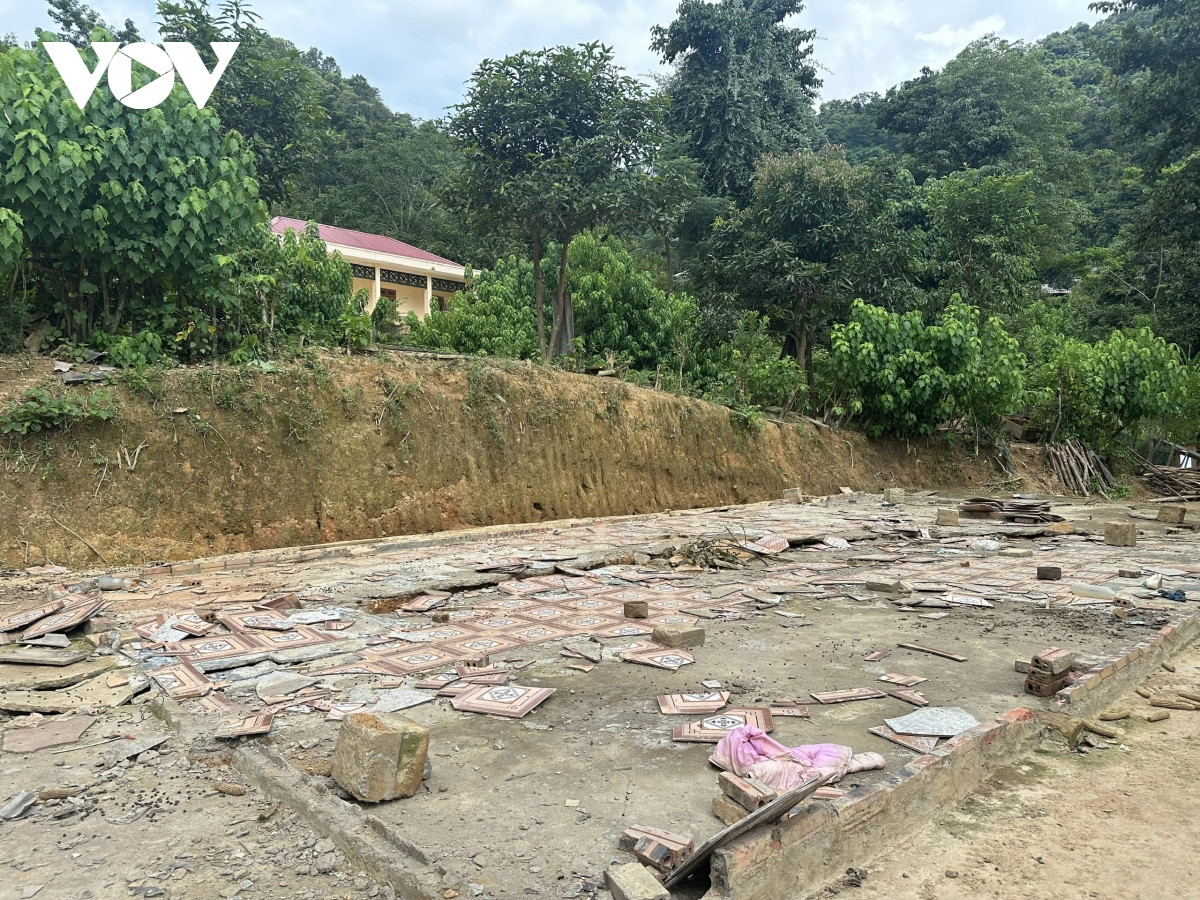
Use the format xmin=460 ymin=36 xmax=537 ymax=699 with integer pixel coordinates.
xmin=703 ymin=709 xmax=1044 ymax=900
xmin=1053 ymin=613 xmax=1200 ymax=716
xmin=233 ymin=742 xmax=452 ymax=900
xmin=120 ymin=506 xmax=734 ymax=579
xmin=146 ymin=692 xmax=455 ymax=898
xmin=117 ymin=496 xmax=858 ymax=581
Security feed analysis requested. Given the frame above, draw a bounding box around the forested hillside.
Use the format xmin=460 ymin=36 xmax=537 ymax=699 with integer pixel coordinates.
xmin=1 ymin=0 xmax=1198 ymax=463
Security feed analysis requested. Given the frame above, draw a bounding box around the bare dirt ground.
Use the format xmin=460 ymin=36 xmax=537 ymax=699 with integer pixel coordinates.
xmin=1 ymin=491 xmax=1198 ymax=899
xmin=830 ymin=641 xmax=1200 ymax=900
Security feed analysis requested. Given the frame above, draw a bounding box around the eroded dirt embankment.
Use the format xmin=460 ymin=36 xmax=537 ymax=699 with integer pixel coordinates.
xmin=0 ymin=352 xmax=1004 ymax=567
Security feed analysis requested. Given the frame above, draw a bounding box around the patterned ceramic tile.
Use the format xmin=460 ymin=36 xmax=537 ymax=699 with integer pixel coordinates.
xmin=451 ymin=683 xmax=555 ymax=718
xmin=22 ymin=597 xmax=107 ymax=640
xmin=517 ymin=606 xmax=571 ymax=622
xmin=163 ymin=633 xmax=266 ymax=661
xmin=367 ymin=646 xmax=462 ymax=674
xmin=439 ymin=634 xmax=524 ymax=658
xmin=414 ymin=671 xmax=461 ymax=690
xmin=657 ymin=692 xmax=730 ymax=715
xmin=0 ymin=599 xmax=67 ymax=633
xmin=506 ymin=623 xmax=577 ymax=645
xmin=624 ymin=647 xmax=695 ymax=670
xmin=214 ymin=711 xmax=274 ymax=739
xmin=672 ymin=708 xmax=774 ymax=743
xmin=150 ymin=661 xmax=213 ymax=699
xmin=594 ymin=622 xmax=655 ymax=639
xmin=218 ymin=611 xmax=295 ymax=632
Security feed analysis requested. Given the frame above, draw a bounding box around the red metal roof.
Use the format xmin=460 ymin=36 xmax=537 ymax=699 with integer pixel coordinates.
xmin=270 ymin=216 xmax=461 ymax=268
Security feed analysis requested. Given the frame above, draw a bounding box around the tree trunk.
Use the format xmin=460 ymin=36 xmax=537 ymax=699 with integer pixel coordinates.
xmin=548 ymin=232 xmax=573 ymax=359
xmin=532 ymin=230 xmax=546 ymax=360
xmin=663 ymin=233 xmax=675 ymax=296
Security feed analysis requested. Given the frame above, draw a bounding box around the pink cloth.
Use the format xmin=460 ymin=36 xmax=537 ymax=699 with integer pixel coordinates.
xmin=710 ymin=726 xmax=885 ymax=792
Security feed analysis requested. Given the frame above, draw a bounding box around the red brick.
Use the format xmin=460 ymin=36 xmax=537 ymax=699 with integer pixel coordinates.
xmin=998 ymin=708 xmax=1035 ymax=725
xmin=830 ymin=783 xmax=890 ymax=830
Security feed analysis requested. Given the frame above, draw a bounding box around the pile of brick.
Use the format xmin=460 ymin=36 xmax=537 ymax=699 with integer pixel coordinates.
xmin=1024 ymin=647 xmax=1076 ymax=697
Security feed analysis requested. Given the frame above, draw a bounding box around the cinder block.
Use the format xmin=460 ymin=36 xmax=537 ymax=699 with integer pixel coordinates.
xmin=605 ymin=862 xmax=669 ymax=900
xmin=1105 ymin=521 xmax=1137 ymax=547
xmin=1158 ymin=505 xmax=1187 ymax=525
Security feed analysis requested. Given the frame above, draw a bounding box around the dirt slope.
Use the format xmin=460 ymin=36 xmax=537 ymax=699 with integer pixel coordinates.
xmin=0 ymin=351 xmax=1004 ymax=568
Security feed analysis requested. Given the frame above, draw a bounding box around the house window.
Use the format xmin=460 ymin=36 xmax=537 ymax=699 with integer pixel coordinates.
xmin=380 ymin=288 xmax=397 ymax=301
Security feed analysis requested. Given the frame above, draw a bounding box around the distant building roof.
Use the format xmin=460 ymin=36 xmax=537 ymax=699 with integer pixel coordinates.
xmin=270 ymin=216 xmax=460 ymax=268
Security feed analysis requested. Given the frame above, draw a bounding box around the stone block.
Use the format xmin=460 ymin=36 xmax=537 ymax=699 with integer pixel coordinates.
xmin=651 ymin=624 xmax=705 ymax=649
xmin=883 ymin=488 xmax=905 ymax=504
xmin=605 ymin=862 xmax=669 ymax=900
xmin=1037 ymin=566 xmax=1062 ymax=581
xmin=782 ymin=488 xmax=806 ymax=503
xmin=936 ymin=509 xmax=959 ymax=527
xmin=1158 ymin=505 xmax=1187 ymax=525
xmin=331 ymin=712 xmax=429 ymax=803
xmin=623 ymin=600 xmax=649 ymax=619
xmin=711 ymin=794 xmax=748 ymax=827
xmin=1105 ymin=521 xmax=1137 ymax=547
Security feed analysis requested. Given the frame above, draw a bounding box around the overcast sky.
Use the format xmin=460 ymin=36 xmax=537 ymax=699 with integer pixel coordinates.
xmin=1 ymin=0 xmax=1102 ymax=119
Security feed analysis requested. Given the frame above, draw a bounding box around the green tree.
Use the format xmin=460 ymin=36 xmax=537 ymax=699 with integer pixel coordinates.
xmin=405 ymin=256 xmax=539 ymax=360
xmin=156 ymin=0 xmax=329 ymax=204
xmin=923 ymin=171 xmax=1043 ymax=314
xmin=0 ymin=35 xmax=263 ymax=352
xmin=829 ymin=298 xmax=1024 ymax=438
xmin=703 ymin=147 xmax=922 ymax=386
xmin=652 ymin=0 xmax=821 ymax=202
xmin=875 ymin=37 xmax=1085 ymax=184
xmin=450 ymin=42 xmax=662 ymax=360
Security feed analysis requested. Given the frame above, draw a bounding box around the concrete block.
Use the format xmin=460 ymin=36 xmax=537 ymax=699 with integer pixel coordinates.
xmin=1158 ymin=505 xmax=1187 ymax=525
xmin=1105 ymin=521 xmax=1137 ymax=547
xmin=865 ymin=579 xmax=905 ymax=594
xmin=605 ymin=862 xmax=669 ymax=900
xmin=782 ymin=488 xmax=806 ymax=503
xmin=936 ymin=508 xmax=960 ymax=526
xmin=1014 ymin=658 xmax=1031 ymax=673
xmin=623 ymin=600 xmax=649 ymax=619
xmin=651 ymin=624 xmax=705 ymax=649
xmin=331 ymin=712 xmax=429 ymax=803
xmin=883 ymin=488 xmax=905 ymax=504
xmin=1037 ymin=566 xmax=1062 ymax=581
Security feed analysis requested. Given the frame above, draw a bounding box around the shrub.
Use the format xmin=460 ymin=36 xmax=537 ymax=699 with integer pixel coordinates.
xmin=829 ymin=297 xmax=1024 ymax=438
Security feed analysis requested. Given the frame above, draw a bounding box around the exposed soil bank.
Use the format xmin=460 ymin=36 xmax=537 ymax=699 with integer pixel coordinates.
xmin=0 ymin=352 xmax=1003 ymax=567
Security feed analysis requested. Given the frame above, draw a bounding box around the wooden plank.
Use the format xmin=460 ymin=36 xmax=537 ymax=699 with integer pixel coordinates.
xmin=661 ymin=773 xmax=835 ymax=890
xmin=897 ymin=643 xmax=968 ymax=662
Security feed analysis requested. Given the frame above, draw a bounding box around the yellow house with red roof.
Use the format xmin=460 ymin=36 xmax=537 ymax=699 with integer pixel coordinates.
xmin=270 ymin=217 xmax=469 ymax=319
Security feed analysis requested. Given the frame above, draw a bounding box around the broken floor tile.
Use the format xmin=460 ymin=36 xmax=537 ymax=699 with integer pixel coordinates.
xmin=656 ymin=692 xmax=730 ymax=715
xmin=672 ymin=708 xmax=774 ymax=743
xmin=885 ymin=707 xmax=980 ymax=738
xmin=2 ymin=714 xmax=95 ymax=753
xmin=810 ymin=688 xmax=887 ymax=705
xmin=451 ymin=684 xmax=555 ymax=719
xmin=868 ymin=724 xmax=939 ymax=753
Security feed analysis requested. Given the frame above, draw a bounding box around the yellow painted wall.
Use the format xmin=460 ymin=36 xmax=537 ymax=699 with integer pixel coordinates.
xmin=349 ymin=274 xmax=457 ymax=320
